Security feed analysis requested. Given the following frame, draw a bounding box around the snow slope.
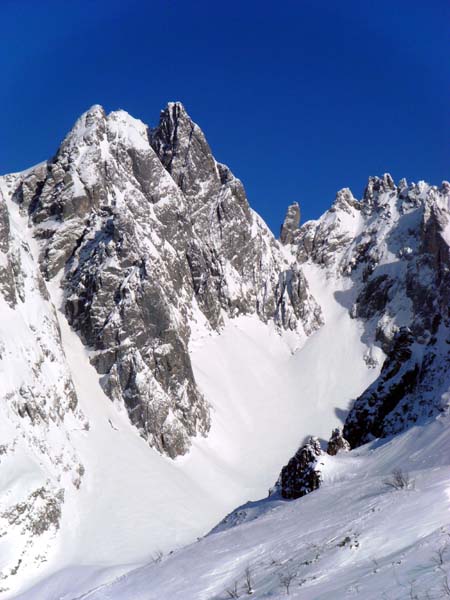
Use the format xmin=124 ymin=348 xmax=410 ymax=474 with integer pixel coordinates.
xmin=5 ymin=248 xmax=380 ymax=599
xmin=187 ymin=261 xmax=383 ymax=500
xmin=71 ymin=412 xmax=450 ymax=600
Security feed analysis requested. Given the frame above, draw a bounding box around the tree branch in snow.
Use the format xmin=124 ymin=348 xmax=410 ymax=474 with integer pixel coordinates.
xmin=243 ymin=565 xmax=254 ymax=595
xmin=152 ymin=549 xmax=164 ymax=563
xmin=225 ymin=580 xmax=240 ymax=598
xmin=278 ymin=569 xmax=297 ymax=595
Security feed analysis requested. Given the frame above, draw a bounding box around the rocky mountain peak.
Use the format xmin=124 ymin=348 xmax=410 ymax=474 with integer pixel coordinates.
xmin=150 ymin=101 xmax=199 ymax=164
xmin=150 ymin=101 xmax=219 ymax=200
xmin=62 ymin=104 xmax=107 ymax=149
xmin=2 ymin=93 xmax=450 ymax=598
xmin=162 ymin=100 xmax=192 ymax=125
xmin=330 ymin=187 xmax=360 ymax=214
xmin=362 ymin=172 xmax=396 ymax=205
xmin=5 ymin=102 xmax=323 ymax=459
xmin=1 ymin=97 xmax=449 ymax=596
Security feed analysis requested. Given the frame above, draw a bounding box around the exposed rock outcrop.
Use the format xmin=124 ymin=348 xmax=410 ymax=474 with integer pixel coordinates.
xmin=8 ymin=103 xmax=322 ymax=457
xmin=327 ymin=428 xmax=351 ymax=456
xmin=278 ymin=437 xmax=323 ymax=500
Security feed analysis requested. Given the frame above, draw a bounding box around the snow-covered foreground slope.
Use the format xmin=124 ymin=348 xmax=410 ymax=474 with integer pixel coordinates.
xmin=9 ymin=259 xmax=380 ymax=600
xmin=69 ymin=413 xmax=450 ymax=600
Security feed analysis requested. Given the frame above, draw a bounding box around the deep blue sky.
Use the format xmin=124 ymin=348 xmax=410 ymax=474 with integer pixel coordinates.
xmin=1 ymin=0 xmax=448 ymax=232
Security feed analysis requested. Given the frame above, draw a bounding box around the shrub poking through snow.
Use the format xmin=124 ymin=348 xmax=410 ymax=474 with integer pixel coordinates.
xmin=225 ymin=580 xmax=240 ymax=598
xmin=243 ymin=566 xmax=254 ymax=595
xmin=383 ymin=468 xmax=414 ymax=491
xmin=279 ymin=569 xmax=297 ymax=595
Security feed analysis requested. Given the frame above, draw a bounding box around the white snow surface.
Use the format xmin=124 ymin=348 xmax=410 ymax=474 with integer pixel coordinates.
xmin=1 ymin=194 xmax=381 ymax=599
xmin=69 ymin=412 xmax=450 ymax=600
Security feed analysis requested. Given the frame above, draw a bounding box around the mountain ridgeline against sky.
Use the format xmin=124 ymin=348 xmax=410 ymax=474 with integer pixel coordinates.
xmin=0 ymin=103 xmax=449 ymax=599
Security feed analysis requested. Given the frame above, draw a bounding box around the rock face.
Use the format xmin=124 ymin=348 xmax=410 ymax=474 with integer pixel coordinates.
xmin=0 ymin=104 xmax=326 ymax=591
xmin=8 ymin=103 xmax=322 ymax=458
xmin=278 ymin=437 xmax=323 ymax=500
xmin=292 ymin=174 xmax=450 ymax=447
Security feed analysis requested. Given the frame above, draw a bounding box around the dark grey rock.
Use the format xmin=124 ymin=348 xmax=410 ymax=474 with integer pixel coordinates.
xmin=0 ymin=191 xmax=17 ymax=307
xmin=1 ymin=487 xmax=64 ymax=537
xmin=278 ymin=437 xmax=323 ymax=500
xmin=351 ymin=274 xmax=394 ymax=320
xmin=327 ymin=428 xmax=350 ymax=456
xmin=280 ymin=202 xmax=300 ymax=245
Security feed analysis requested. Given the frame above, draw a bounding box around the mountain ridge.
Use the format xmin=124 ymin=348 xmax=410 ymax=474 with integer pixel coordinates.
xmin=0 ymin=103 xmax=448 ymax=599
xmin=8 ymin=102 xmax=322 ymax=458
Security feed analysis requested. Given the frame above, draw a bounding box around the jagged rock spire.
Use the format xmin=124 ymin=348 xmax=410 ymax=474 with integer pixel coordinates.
xmin=288 ymin=170 xmax=450 ymax=448
xmin=280 ymin=202 xmax=301 ymax=245
xmin=363 ymin=173 xmax=396 ymax=204
xmin=150 ymin=101 xmax=217 ymax=197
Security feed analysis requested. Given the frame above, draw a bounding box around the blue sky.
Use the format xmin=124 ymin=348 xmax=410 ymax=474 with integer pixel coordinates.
xmin=1 ymin=0 xmax=448 ymax=233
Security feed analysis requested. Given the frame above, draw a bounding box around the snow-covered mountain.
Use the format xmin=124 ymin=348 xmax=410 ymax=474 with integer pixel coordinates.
xmin=9 ymin=103 xmax=322 ymax=458
xmin=0 ymin=103 xmax=449 ymax=599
